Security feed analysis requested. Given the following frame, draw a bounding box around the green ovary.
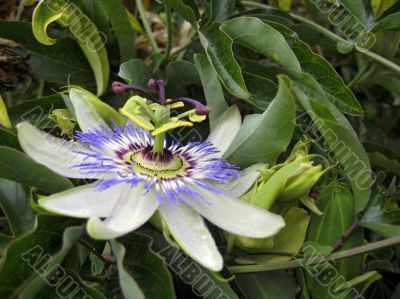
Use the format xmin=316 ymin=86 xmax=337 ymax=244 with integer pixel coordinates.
xmin=122 ymin=151 xmax=189 ymax=179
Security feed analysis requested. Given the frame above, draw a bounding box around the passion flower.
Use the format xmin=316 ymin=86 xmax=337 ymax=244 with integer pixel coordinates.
xmin=16 ymin=86 xmax=285 ymax=271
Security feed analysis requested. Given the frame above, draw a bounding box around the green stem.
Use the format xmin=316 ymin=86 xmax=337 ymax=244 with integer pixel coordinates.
xmin=15 ymin=0 xmax=25 ymax=21
xmin=37 ymin=80 xmax=45 ymax=98
xmin=152 ymin=133 xmax=165 ymax=153
xmin=78 ymin=239 xmax=114 ymax=265
xmin=164 ymin=3 xmax=173 ymax=61
xmin=176 ymin=30 xmax=197 ymax=61
xmin=228 ymin=236 xmax=400 ymax=273
xmin=241 ymin=1 xmax=400 ymax=75
xmin=135 ymin=0 xmax=160 ymax=54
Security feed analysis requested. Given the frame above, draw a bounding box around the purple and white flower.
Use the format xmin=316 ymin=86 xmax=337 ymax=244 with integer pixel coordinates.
xmin=16 ymin=88 xmax=284 ymax=271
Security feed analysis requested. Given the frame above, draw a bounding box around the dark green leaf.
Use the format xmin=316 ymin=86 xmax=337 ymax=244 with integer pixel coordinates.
xmin=0 ymin=216 xmax=82 ymax=298
xmin=111 ymin=233 xmax=175 ymax=299
xmin=209 ymin=0 xmax=237 ymax=22
xmin=0 ymin=179 xmax=35 ymax=237
xmin=368 ymin=151 xmax=400 ymax=175
xmin=221 ymin=17 xmax=301 ymax=72
xmin=119 ymin=59 xmax=151 ymax=88
xmin=32 ymin=0 xmax=110 ymax=95
xmin=166 ymin=60 xmax=200 ymax=96
xmin=164 ymin=0 xmax=199 ymax=27
xmin=97 ymin=0 xmax=135 ymax=62
xmin=373 ymin=12 xmax=400 ymax=31
xmin=340 ymin=0 xmax=367 ymax=23
xmin=0 ymin=21 xmax=95 ymax=86
xmin=267 ymin=21 xmax=363 ymax=115
xmin=296 ymin=92 xmax=372 ymax=212
xmin=0 ymin=146 xmax=73 ymax=194
xmin=306 ymin=184 xmax=364 ymax=279
xmin=236 ymin=271 xmax=296 ymax=299
xmin=199 ymin=23 xmax=251 ymax=99
xmin=8 ymin=95 xmax=66 ymax=128
xmin=144 ymin=229 xmax=241 ymax=299
xmin=224 ymin=76 xmax=295 ymax=167
xmin=0 ymin=127 xmax=20 ymax=149
xmin=193 ymin=53 xmax=228 ymax=130
xmin=361 ymin=190 xmax=400 ymax=237
xmin=243 ymin=72 xmax=278 ymax=109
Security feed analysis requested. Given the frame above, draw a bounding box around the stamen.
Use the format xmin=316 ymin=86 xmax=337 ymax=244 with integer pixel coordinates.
xmin=112 ymin=81 xmax=158 ymax=102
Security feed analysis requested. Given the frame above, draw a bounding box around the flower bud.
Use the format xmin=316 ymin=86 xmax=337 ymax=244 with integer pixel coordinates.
xmin=278 ymin=162 xmax=324 ymax=201
xmin=233 ymin=155 xmax=324 ymax=251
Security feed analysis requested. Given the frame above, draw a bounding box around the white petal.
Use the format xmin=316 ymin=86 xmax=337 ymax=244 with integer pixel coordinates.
xmin=159 ymin=203 xmax=223 ymax=271
xmin=222 ymin=163 xmax=265 ymax=197
xmin=17 ymin=122 xmax=103 ymax=179
xmin=87 ymin=184 xmax=159 ymax=240
xmin=39 ymin=183 xmax=124 ymax=218
xmin=188 ymin=184 xmax=285 ymax=238
xmin=69 ymin=88 xmax=108 ymax=132
xmin=207 ymin=105 xmax=241 ymax=156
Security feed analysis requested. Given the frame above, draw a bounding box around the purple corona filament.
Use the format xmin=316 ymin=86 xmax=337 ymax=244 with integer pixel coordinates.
xmin=112 ymin=79 xmax=210 ymax=115
xmin=73 ymin=123 xmax=238 ymax=205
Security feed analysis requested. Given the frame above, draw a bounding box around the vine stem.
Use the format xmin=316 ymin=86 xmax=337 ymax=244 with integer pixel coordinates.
xmin=228 ymin=236 xmax=400 ymax=273
xmin=241 ymin=1 xmax=400 ymax=75
xmin=164 ymin=3 xmax=173 ymax=61
xmin=135 ymin=0 xmax=160 ymax=54
xmin=331 ymin=221 xmax=360 ymax=252
xmin=78 ymin=239 xmax=115 ymax=265
xmin=15 ymin=0 xmax=25 ymax=21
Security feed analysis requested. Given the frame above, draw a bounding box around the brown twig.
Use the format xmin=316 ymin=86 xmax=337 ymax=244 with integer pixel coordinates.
xmin=332 ymin=221 xmax=360 ymax=252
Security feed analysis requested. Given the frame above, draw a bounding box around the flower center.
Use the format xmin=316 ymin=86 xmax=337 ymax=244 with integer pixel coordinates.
xmin=123 ymin=146 xmax=189 ymax=179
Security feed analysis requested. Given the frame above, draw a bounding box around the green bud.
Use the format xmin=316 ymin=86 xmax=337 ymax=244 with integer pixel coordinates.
xmin=233 ymin=155 xmax=324 ymax=251
xmin=278 ymin=162 xmax=324 ymax=201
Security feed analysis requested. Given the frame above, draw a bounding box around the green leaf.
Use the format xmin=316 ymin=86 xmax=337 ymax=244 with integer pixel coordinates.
xmin=236 ymin=208 xmax=310 ymax=263
xmin=111 ymin=233 xmax=175 ymax=299
xmin=306 ymin=184 xmax=363 ymax=279
xmin=193 ymin=53 xmax=228 ymax=130
xmin=372 ymin=0 xmax=397 ymax=17
xmin=97 ymin=0 xmax=135 ymax=62
xmin=0 ymin=127 xmax=20 ymax=149
xmin=0 ymin=96 xmax=11 ymax=129
xmin=224 ymin=76 xmax=295 ymax=168
xmin=340 ymin=0 xmax=367 ymax=23
xmin=32 ymin=0 xmax=110 ymax=95
xmin=296 ymin=92 xmax=372 ymax=212
xmin=119 ymin=59 xmax=151 ymax=87
xmin=263 ymin=208 xmax=309 ymax=258
xmin=361 ymin=189 xmax=400 ymax=237
xmin=0 ymin=20 xmax=95 ymax=86
xmin=38 ymin=268 xmax=108 ymax=299
xmin=69 ymin=87 xmax=125 ymax=131
xmin=0 ymin=179 xmax=35 ymax=238
xmin=209 ymin=0 xmax=237 ymax=22
xmin=221 ymin=17 xmax=301 ymax=72
xmin=164 ymin=0 xmax=199 ymax=27
xmin=199 ymin=23 xmax=251 ymax=99
xmin=144 ymin=229 xmax=242 ymax=299
xmin=0 ymin=146 xmax=73 ymax=194
xmin=372 ymin=12 xmax=400 ymax=32
xmin=368 ymin=151 xmax=400 ymax=175
xmin=8 ymin=95 xmax=66 ymax=128
xmin=243 ymin=72 xmax=278 ymax=109
xmin=391 ymin=282 xmax=400 ymax=299
xmin=0 ymin=216 xmax=82 ymax=298
xmin=236 ymin=271 xmax=297 ymax=299
xmin=166 ymin=60 xmax=200 ymax=96
xmin=267 ymin=21 xmax=363 ymax=116
xmin=334 ymin=271 xmax=381 ymax=294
